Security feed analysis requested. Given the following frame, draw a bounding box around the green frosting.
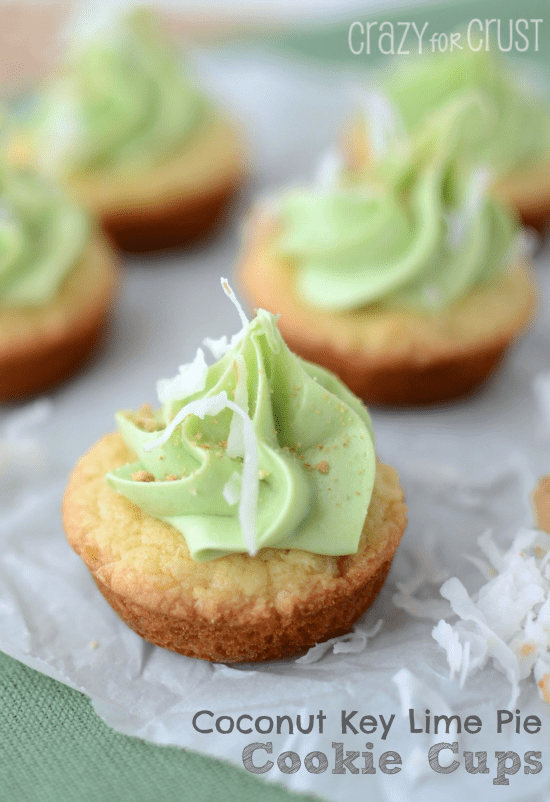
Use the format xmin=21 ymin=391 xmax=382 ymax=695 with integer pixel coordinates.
xmin=106 ymin=309 xmax=376 ymax=562
xmin=0 ymin=164 xmax=89 ymax=306
xmin=34 ymin=8 xmax=205 ymax=174
xmin=276 ymin=95 xmax=517 ymax=313
xmin=383 ymin=47 xmax=550 ymax=176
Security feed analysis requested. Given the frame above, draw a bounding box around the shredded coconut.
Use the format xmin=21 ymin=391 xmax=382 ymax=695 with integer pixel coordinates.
xmin=355 ymin=88 xmax=402 ymax=161
xmin=221 ymin=276 xmax=249 ymax=328
xmin=314 ymin=147 xmax=344 ymax=192
xmin=392 ymin=531 xmax=451 ymax=621
xmin=222 ymin=471 xmax=241 ymax=506
xmin=156 ymin=348 xmax=208 ymax=405
xmin=507 ymin=227 xmax=539 ymax=264
xmin=226 ymin=353 xmax=248 ymax=459
xmin=392 ymin=667 xmax=454 ymax=718
xmin=432 ymin=527 xmax=550 ymax=706
xmin=446 ymin=166 xmax=491 ymax=248
xmin=296 ymin=619 xmax=383 ymax=665
xmin=143 ymin=392 xmax=259 ymax=556
xmin=202 ymin=278 xmax=249 ymax=359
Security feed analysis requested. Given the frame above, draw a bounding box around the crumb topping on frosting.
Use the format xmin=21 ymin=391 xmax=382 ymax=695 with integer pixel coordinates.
xmin=106 ymin=281 xmax=376 ymax=561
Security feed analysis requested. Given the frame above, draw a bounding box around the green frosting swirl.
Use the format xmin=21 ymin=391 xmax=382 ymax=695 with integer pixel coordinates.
xmin=34 ymin=8 xmax=205 ymax=174
xmin=106 ymin=309 xmax=376 ymax=562
xmin=276 ymin=96 xmax=517 ymax=313
xmin=0 ymin=164 xmax=89 ymax=306
xmin=383 ymin=47 xmax=550 ymax=176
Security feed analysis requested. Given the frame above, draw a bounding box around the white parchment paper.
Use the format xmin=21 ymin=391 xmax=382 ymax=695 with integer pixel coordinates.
xmin=2 ymin=49 xmax=550 ymax=802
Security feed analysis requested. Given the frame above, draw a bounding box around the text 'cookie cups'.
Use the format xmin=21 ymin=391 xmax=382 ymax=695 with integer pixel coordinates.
xmin=16 ymin=8 xmax=245 ymax=253
xmin=0 ymin=164 xmax=117 ymax=401
xmin=63 ymin=287 xmax=406 ymax=662
xmin=345 ymin=47 xmax=550 ymax=233
xmin=238 ymin=98 xmax=537 ymax=405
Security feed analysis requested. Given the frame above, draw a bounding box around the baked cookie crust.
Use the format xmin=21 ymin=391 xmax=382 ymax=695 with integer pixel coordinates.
xmin=0 ymin=235 xmax=117 ymax=401
xmin=237 ymin=214 xmax=536 ymax=405
xmin=66 ymin=114 xmax=245 ymax=253
xmin=63 ymin=433 xmax=407 ymax=663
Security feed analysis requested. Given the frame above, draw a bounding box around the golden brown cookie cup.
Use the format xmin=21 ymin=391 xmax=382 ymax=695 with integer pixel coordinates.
xmin=343 ymin=119 xmax=550 ymax=235
xmin=0 ymin=236 xmax=117 ymax=402
xmin=63 ymin=434 xmax=407 ymax=663
xmin=237 ymin=214 xmax=536 ymax=406
xmin=65 ymin=114 xmax=245 ymax=254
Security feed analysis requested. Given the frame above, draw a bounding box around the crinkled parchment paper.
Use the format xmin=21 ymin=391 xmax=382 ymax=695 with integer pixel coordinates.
xmin=2 ymin=48 xmax=550 ymax=802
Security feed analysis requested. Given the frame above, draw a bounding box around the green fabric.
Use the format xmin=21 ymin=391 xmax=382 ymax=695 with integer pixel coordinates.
xmin=255 ymin=0 xmax=550 ymax=71
xmin=0 ymin=650 xmax=315 ymax=802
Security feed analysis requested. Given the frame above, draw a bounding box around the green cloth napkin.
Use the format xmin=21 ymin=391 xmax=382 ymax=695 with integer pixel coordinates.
xmin=0 ymin=650 xmax=315 ymax=802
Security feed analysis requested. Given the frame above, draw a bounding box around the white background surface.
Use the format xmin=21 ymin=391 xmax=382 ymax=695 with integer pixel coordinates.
xmin=1 ymin=46 xmax=550 ymax=802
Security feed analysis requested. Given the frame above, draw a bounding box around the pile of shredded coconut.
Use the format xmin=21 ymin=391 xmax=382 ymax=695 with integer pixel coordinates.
xmin=431 ymin=527 xmax=550 ymax=706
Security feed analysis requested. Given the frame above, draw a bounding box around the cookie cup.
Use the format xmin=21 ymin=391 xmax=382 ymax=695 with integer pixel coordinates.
xmin=12 ymin=113 xmax=244 ymax=254
xmin=63 ymin=433 xmax=407 ymax=663
xmin=237 ymin=214 xmax=536 ymax=405
xmin=0 ymin=235 xmax=117 ymax=401
xmin=67 ymin=114 xmax=244 ymax=253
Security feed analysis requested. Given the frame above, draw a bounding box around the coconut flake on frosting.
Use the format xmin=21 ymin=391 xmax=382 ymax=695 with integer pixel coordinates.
xmin=143 ymin=391 xmax=259 ymax=557
xmin=202 ymin=277 xmax=249 ymax=359
xmin=314 ymin=147 xmax=345 ymax=192
xmin=357 ymin=88 xmax=403 ymax=161
xmin=156 ymin=348 xmax=208 ymax=405
xmin=222 ymin=471 xmax=241 ymax=506
xmin=446 ymin=166 xmax=492 ymax=248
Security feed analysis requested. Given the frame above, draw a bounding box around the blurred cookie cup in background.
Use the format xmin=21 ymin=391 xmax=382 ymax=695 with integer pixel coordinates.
xmin=345 ymin=47 xmax=550 ymax=233
xmin=11 ymin=7 xmax=246 ymax=253
xmin=0 ymin=159 xmax=117 ymax=401
xmin=238 ymin=97 xmax=537 ymax=405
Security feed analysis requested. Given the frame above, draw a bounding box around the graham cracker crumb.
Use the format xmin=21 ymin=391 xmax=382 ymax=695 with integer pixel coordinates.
xmin=131 ymin=470 xmax=155 ymax=482
xmin=315 ymin=460 xmax=329 ymax=474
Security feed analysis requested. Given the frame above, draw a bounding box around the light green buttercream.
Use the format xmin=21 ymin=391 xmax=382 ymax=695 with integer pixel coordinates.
xmin=276 ymin=95 xmax=517 ymax=313
xmin=106 ymin=309 xmax=376 ymax=562
xmin=34 ymin=8 xmax=205 ymax=175
xmin=384 ymin=47 xmax=550 ymax=176
xmin=0 ymin=164 xmax=89 ymax=306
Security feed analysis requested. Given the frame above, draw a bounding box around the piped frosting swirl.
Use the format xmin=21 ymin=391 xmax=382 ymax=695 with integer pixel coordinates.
xmin=106 ymin=289 xmax=376 ymax=562
xmin=33 ymin=8 xmax=205 ymax=176
xmin=276 ymin=95 xmax=517 ymax=313
xmin=0 ymin=163 xmax=89 ymax=306
xmin=382 ymin=47 xmax=550 ymax=176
